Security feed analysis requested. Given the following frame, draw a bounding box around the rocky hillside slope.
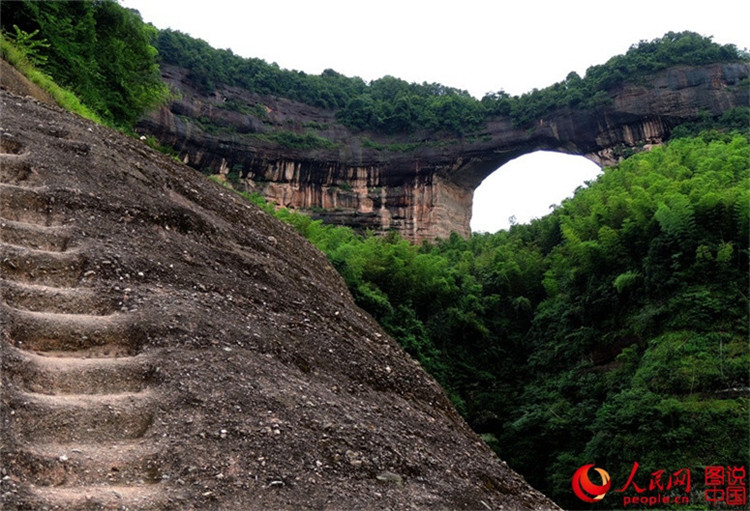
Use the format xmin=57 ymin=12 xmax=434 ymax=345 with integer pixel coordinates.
xmin=0 ymin=84 xmax=559 ymax=509
xmin=138 ymin=62 xmax=749 ymax=240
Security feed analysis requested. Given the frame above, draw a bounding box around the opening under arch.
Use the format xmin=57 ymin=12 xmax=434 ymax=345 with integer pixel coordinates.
xmin=471 ymin=151 xmax=602 ymax=233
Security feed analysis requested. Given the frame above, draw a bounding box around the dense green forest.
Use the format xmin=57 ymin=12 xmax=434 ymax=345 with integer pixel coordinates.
xmin=0 ymin=0 xmax=166 ymax=127
xmin=238 ymin=130 xmax=749 ymax=507
xmin=2 ymin=2 xmax=748 ymax=506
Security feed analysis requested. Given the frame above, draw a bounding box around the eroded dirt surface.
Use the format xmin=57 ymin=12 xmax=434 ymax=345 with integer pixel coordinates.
xmin=0 ymin=86 xmax=560 ymax=510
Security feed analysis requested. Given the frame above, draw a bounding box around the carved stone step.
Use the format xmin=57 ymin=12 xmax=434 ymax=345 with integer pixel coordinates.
xmin=0 ymin=134 xmax=27 ymax=155
xmin=9 ymin=390 xmax=155 ymax=443
xmin=0 ymin=154 xmax=37 ymax=184
xmin=25 ymin=484 xmax=169 ymax=511
xmin=0 ymin=244 xmax=84 ymax=286
xmin=11 ymin=442 xmax=161 ymax=487
xmin=0 ymin=279 xmax=114 ymax=315
xmin=4 ymin=307 xmax=140 ymax=354
xmin=0 ymin=183 xmax=59 ymax=225
xmin=5 ymin=348 xmax=154 ymax=394
xmin=0 ymin=218 xmax=72 ymax=251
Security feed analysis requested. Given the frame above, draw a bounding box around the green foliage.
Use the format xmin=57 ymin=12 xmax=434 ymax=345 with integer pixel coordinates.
xmin=613 ymin=270 xmax=640 ymax=293
xmin=253 ymin=130 xmax=337 ymax=150
xmin=152 ymin=28 xmax=746 ymax=135
xmin=3 ymin=24 xmax=49 ymax=66
xmin=506 ymin=32 xmax=748 ymax=127
xmin=0 ymin=0 xmax=168 ymax=127
xmin=672 ymin=107 xmax=750 ymax=138
xmin=218 ymin=98 xmax=253 ymax=115
xmin=361 ymin=138 xmax=423 ymax=152
xmin=154 ymin=29 xmax=364 ymax=110
xmin=0 ymin=33 xmax=101 ymax=123
xmin=336 ymin=75 xmax=486 ymax=135
xmin=231 ymin=131 xmax=748 ymax=508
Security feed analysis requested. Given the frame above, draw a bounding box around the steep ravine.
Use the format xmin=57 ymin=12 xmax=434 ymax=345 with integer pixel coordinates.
xmin=0 ymin=84 xmax=559 ymax=509
xmin=138 ymin=62 xmax=750 ymax=241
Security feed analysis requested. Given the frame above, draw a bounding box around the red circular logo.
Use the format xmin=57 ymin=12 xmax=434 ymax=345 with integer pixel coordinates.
xmin=572 ymin=464 xmax=611 ymax=502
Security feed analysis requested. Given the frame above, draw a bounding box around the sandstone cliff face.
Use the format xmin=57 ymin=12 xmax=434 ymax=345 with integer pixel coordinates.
xmin=138 ymin=63 xmax=749 ymax=241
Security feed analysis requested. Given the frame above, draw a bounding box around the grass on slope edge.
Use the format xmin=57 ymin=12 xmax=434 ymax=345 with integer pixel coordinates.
xmin=0 ymin=34 xmax=102 ymax=124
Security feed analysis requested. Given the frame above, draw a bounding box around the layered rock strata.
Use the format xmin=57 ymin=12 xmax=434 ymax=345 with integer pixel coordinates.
xmin=139 ymin=63 xmax=749 ymax=241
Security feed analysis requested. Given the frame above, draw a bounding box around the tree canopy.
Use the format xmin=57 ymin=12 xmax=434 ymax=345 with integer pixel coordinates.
xmin=508 ymin=31 xmax=748 ymax=126
xmin=0 ymin=0 xmax=167 ymax=127
xmin=152 ymin=29 xmax=747 ymax=134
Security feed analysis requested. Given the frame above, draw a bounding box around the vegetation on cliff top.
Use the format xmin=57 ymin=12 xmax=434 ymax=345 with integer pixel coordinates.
xmin=152 ymin=28 xmax=747 ymax=134
xmin=508 ymin=32 xmax=749 ymax=126
xmin=3 ymin=0 xmax=745 ymax=136
xmin=249 ymin=130 xmax=749 ymax=508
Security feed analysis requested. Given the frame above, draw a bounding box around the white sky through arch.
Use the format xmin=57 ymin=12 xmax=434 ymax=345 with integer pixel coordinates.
xmin=471 ymin=152 xmax=602 ymax=233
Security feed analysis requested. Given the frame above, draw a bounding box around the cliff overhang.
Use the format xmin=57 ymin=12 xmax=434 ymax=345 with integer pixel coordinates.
xmin=138 ymin=62 xmax=749 ymax=241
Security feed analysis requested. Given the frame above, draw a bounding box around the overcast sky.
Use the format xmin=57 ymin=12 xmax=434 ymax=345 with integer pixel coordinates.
xmin=121 ymin=0 xmax=749 ymax=232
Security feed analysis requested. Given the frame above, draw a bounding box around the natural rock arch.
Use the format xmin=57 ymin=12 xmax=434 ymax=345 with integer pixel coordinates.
xmin=139 ymin=62 xmax=749 ymax=241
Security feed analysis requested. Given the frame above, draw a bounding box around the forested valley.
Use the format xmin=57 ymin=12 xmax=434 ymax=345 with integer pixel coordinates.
xmin=1 ymin=1 xmax=748 ymax=506
xmin=249 ymin=132 xmax=749 ymax=507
